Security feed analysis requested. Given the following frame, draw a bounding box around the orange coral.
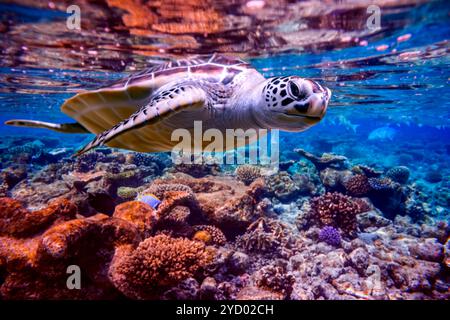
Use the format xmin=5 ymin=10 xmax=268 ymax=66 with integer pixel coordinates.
xmin=113 ymin=200 xmax=156 ymax=236
xmin=109 ymin=234 xmax=215 ymax=299
xmin=0 ymin=197 xmax=77 ymax=237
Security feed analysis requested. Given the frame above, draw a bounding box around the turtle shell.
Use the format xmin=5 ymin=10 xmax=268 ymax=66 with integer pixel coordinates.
xmin=61 ymin=54 xmax=252 ymax=143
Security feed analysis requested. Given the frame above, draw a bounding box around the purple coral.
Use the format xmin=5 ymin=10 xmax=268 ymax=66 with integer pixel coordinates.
xmin=318 ymin=226 xmax=341 ymax=247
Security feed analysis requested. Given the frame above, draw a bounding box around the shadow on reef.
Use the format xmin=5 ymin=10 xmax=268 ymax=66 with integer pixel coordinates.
xmin=0 ymin=138 xmax=449 ymax=300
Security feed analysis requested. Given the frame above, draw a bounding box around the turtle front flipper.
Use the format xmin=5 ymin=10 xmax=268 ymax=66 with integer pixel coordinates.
xmin=5 ymin=119 xmax=89 ymax=133
xmin=74 ymin=83 xmax=208 ymax=156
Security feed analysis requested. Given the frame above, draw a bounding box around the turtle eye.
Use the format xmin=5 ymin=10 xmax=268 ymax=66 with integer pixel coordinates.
xmin=289 ymin=81 xmax=307 ymax=100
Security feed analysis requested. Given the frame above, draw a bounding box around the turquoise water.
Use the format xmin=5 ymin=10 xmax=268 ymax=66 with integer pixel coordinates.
xmin=1 ymin=1 xmax=448 ymax=214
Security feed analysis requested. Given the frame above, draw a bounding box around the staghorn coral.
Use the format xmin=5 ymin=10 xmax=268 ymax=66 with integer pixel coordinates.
xmin=192 ymin=225 xmax=227 ymax=246
xmin=386 ymin=166 xmax=410 ymax=184
xmin=236 ymin=218 xmax=290 ymax=254
xmin=344 ymin=174 xmax=372 ymax=197
xmin=235 ymin=165 xmax=261 ymax=186
xmin=308 ymin=192 xmax=367 ymax=237
xmin=108 ymin=234 xmax=215 ymax=299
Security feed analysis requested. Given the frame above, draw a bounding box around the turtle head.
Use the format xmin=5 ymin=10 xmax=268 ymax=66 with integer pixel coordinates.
xmin=258 ymin=76 xmax=331 ymax=131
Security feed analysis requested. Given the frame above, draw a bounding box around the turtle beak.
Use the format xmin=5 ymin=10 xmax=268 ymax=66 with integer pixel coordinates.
xmin=306 ymin=81 xmax=331 ymax=119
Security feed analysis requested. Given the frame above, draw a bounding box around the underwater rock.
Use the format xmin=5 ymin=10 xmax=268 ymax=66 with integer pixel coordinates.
xmin=357 ymin=210 xmax=392 ymax=232
xmin=348 ymin=247 xmax=369 ymax=275
xmin=424 ymin=170 xmax=443 ymax=183
xmin=10 ymin=180 xmax=71 ymax=211
xmin=236 ymin=285 xmax=284 ymax=300
xmin=199 ymin=276 xmax=218 ymax=299
xmin=227 ymin=251 xmax=250 ymax=275
xmin=162 ymin=277 xmax=200 ymax=300
xmin=367 ymin=177 xmax=404 ymax=219
xmin=295 ymin=148 xmax=348 ymax=171
xmin=386 ymin=166 xmax=410 ymax=184
xmin=235 ymin=165 xmax=262 ymax=186
xmin=172 ymin=157 xmax=221 ymax=178
xmin=108 ymin=234 xmax=216 ymax=299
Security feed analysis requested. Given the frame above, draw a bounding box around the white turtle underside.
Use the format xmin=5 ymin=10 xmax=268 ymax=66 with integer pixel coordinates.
xmin=61 ymin=55 xmax=253 ymax=152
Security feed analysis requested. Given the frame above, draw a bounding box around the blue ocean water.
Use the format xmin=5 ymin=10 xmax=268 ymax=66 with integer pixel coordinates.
xmin=1 ymin=1 xmax=448 ymax=215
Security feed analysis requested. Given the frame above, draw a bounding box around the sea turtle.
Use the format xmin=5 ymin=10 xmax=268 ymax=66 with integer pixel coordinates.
xmin=5 ymin=54 xmax=331 ymax=156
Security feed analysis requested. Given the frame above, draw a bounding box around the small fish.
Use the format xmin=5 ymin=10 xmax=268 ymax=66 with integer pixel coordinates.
xmin=136 ymin=193 xmax=161 ymax=209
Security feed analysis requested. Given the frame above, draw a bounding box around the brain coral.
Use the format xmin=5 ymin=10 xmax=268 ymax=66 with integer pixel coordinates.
xmin=109 ymin=234 xmax=215 ymax=299
xmin=386 ymin=166 xmax=410 ymax=184
xmin=235 ymin=165 xmax=261 ymax=186
xmin=309 ymin=192 xmax=366 ymax=237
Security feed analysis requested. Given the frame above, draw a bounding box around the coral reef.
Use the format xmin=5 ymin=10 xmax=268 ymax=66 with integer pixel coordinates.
xmin=192 ymin=225 xmax=227 ymax=246
xmin=265 ymin=171 xmax=298 ymax=201
xmin=235 ymin=165 xmax=261 ymax=186
xmin=255 ymin=262 xmax=294 ymax=297
xmin=318 ymin=226 xmax=342 ymax=247
xmin=0 ymin=142 xmax=448 ymax=300
xmin=307 ymin=192 xmax=369 ymax=237
xmin=343 ymin=174 xmax=371 ymax=197
xmin=236 ymin=218 xmax=291 ymax=254
xmin=109 ymin=234 xmax=216 ymax=299
xmin=386 ymin=166 xmax=410 ymax=184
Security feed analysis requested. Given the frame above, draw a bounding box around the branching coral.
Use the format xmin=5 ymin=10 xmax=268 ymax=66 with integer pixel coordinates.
xmin=235 ymin=165 xmax=261 ymax=186
xmin=344 ymin=174 xmax=371 ymax=197
xmin=308 ymin=192 xmax=367 ymax=237
xmin=108 ymin=234 xmax=215 ymax=299
xmin=236 ymin=218 xmax=290 ymax=254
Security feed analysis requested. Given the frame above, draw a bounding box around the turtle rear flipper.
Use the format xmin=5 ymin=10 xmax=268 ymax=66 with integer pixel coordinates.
xmin=74 ymin=83 xmax=207 ymax=156
xmin=5 ymin=119 xmax=89 ymax=133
